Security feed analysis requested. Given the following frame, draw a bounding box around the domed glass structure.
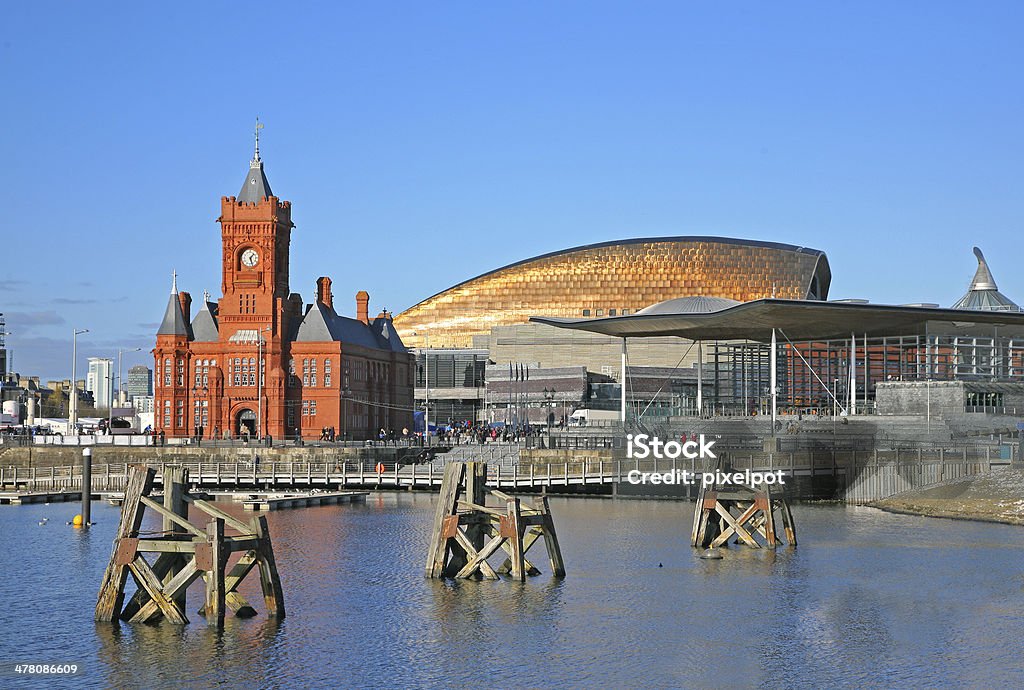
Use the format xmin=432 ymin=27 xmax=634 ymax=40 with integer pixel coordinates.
xmin=951 ymin=247 xmax=1021 ymax=312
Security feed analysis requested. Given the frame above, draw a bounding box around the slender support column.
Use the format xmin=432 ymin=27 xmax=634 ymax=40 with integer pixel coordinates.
xmin=770 ymin=329 xmax=777 ymax=434
xmin=696 ymin=341 xmax=703 ymax=416
xmin=620 ymin=338 xmax=627 ymax=427
xmin=863 ymin=333 xmax=868 ymax=410
xmin=849 ymin=332 xmax=856 ymax=415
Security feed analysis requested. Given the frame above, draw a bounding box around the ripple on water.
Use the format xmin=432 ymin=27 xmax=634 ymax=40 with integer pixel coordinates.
xmin=1 ymin=496 xmax=1023 ymax=687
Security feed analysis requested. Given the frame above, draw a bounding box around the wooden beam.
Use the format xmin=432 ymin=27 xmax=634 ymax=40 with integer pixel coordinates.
xmin=135 ymin=538 xmax=203 ymax=553
xmin=140 ymin=496 xmax=206 ymax=538
xmin=162 ymin=466 xmax=189 ymax=612
xmin=95 ymin=464 xmax=154 ymax=622
xmin=204 ymin=519 xmax=225 ymax=627
xmin=507 ymin=498 xmax=525 ymax=582
xmin=539 ymin=496 xmax=566 ymax=578
xmin=779 ymin=499 xmax=798 ymax=546
xmin=119 ymin=551 xmax=178 ymax=621
xmin=759 ymin=489 xmax=777 ymax=547
xmin=425 ymin=462 xmax=464 ymax=578
xmin=497 ymin=527 xmax=542 ymax=576
xmin=454 ymin=532 xmax=505 ymax=579
xmin=456 ymin=501 xmax=506 ymax=518
xmin=187 ymin=496 xmax=253 ymax=534
xmin=253 ymin=516 xmax=285 ymax=618
xmin=127 ymin=554 xmax=189 ymax=625
xmin=197 ymin=551 xmax=260 ymax=617
xmin=448 ymin=527 xmax=497 ymax=579
xmin=711 ymin=502 xmax=760 ymax=548
xmin=693 ymin=489 xmax=715 ymax=548
xmin=129 ymin=559 xmax=201 ymax=624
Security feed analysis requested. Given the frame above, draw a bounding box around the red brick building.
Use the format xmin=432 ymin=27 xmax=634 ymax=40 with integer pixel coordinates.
xmin=153 ymin=134 xmax=414 ymax=440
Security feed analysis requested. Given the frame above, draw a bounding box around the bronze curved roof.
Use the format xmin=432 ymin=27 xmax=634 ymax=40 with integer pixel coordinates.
xmin=393 ymin=236 xmax=831 ymax=348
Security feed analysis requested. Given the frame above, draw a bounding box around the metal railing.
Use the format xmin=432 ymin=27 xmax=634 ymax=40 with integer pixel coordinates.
xmin=2 ymin=445 xmax=1013 ymax=503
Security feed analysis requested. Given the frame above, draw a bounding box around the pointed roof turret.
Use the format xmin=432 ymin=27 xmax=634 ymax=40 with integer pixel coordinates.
xmin=951 ymin=247 xmax=1021 ymax=312
xmin=157 ymin=271 xmax=190 ymax=336
xmin=191 ymin=290 xmax=220 ymax=342
xmin=237 ymin=117 xmax=274 ymax=203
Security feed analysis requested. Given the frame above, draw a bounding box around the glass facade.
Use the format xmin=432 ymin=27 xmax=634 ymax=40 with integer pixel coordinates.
xmin=698 ymin=329 xmax=1024 ymax=415
xmin=415 ymin=349 xmax=488 ymax=425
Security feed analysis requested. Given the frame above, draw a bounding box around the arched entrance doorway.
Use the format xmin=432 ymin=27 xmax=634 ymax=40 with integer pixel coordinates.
xmin=236 ymin=408 xmax=256 ymax=438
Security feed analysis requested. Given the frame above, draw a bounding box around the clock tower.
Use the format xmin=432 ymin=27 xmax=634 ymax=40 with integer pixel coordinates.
xmin=218 ymin=121 xmax=294 ymax=337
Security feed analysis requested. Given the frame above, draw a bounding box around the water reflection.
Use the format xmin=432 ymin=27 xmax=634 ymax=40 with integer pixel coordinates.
xmin=1 ymin=495 xmax=1024 ymax=687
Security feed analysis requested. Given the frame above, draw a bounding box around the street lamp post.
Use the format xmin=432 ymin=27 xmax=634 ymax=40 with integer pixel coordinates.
xmin=111 ymin=347 xmax=142 ymax=433
xmin=342 ymin=382 xmax=351 ymax=444
xmin=256 ymin=326 xmax=272 ymax=442
xmin=543 ymin=387 xmax=555 ymax=448
xmin=69 ymin=328 xmax=89 ymax=435
xmin=413 ymin=332 xmax=431 ymax=446
xmin=833 ymin=377 xmax=840 ymax=436
xmin=424 ymin=335 xmax=430 ymax=446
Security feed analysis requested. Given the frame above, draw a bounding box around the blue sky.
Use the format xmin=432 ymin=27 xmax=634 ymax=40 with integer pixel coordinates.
xmin=2 ymin=2 xmax=1022 ymax=382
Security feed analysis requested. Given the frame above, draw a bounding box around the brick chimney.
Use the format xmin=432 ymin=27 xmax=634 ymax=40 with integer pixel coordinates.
xmin=356 ymin=290 xmax=370 ymax=324
xmin=178 ymin=291 xmax=192 ymax=323
xmin=316 ymin=277 xmax=333 ymax=309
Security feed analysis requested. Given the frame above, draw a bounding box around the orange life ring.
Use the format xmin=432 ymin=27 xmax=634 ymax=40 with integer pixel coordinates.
xmin=375 ymin=462 xmax=385 ymax=474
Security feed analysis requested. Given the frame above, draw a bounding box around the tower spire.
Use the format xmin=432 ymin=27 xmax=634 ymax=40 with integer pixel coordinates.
xmin=252 ymin=116 xmax=264 ymax=168
xmin=171 ymin=270 xmax=178 ymax=294
xmin=238 ymin=119 xmax=274 ymax=202
xmin=951 ymin=246 xmax=1022 ymax=312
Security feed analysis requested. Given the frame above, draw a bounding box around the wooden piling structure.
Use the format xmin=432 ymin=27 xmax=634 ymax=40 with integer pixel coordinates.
xmin=95 ymin=464 xmax=285 ymax=625
xmin=691 ymin=481 xmax=796 ymax=549
xmin=425 ymin=462 xmax=565 ymax=581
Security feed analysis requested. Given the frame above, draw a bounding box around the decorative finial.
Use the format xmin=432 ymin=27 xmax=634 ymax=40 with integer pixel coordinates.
xmin=203 ymin=289 xmax=210 ymax=303
xmin=252 ymin=117 xmax=264 ymax=169
xmin=171 ymin=270 xmax=178 ymax=295
xmin=970 ymin=246 xmax=998 ymax=291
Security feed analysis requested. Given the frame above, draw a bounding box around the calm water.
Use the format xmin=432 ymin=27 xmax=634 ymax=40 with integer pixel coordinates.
xmin=1 ymin=493 xmax=1023 ymax=688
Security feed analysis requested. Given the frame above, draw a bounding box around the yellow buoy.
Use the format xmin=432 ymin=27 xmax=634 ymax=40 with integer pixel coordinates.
xmin=72 ymin=514 xmax=83 ymax=526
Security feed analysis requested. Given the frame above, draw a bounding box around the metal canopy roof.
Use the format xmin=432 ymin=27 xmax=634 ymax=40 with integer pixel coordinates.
xmin=530 ymin=299 xmax=1024 ymax=343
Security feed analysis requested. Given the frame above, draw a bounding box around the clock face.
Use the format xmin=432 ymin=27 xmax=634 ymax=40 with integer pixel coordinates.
xmin=241 ymin=249 xmax=259 ymax=268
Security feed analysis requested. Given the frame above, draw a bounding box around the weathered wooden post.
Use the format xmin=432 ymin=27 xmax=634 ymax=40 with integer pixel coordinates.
xmin=96 ymin=465 xmax=156 ymax=622
xmin=425 ymin=461 xmax=565 ymax=581
xmin=205 ymin=519 xmax=226 ymax=627
xmin=96 ymin=463 xmax=285 ymax=625
xmin=691 ymin=481 xmax=796 ymax=550
xmin=163 ymin=465 xmax=188 ymax=610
